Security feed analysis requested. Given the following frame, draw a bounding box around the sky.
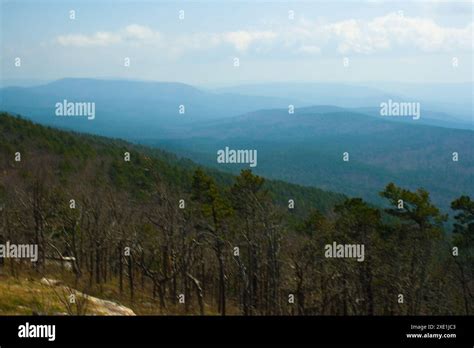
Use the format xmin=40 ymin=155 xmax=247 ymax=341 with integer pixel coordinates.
xmin=1 ymin=0 xmax=473 ymax=85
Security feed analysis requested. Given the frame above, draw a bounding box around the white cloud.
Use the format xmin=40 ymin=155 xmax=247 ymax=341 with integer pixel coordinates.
xmin=57 ymin=31 xmax=122 ymax=47
xmin=294 ymin=12 xmax=473 ymax=54
xmin=54 ymin=14 xmax=473 ymax=55
xmin=56 ymin=25 xmax=161 ymax=47
xmin=123 ymin=24 xmax=161 ymax=42
xmin=362 ymin=12 xmax=473 ymax=52
xmin=55 ymin=25 xmax=276 ymax=53
xmin=222 ymin=30 xmax=277 ymax=51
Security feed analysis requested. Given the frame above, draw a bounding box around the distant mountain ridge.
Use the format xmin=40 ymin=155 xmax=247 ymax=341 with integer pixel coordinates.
xmin=145 ymin=105 xmax=474 ymax=209
xmin=215 ymin=81 xmax=473 ymax=124
xmin=1 ymin=78 xmax=472 ymax=210
xmin=0 ymin=78 xmax=297 ymax=138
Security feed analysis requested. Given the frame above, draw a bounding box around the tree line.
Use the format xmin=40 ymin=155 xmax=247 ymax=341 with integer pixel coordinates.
xmin=0 ymin=114 xmax=472 ymax=315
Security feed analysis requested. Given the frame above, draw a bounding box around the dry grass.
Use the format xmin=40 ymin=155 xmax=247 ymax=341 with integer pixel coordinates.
xmin=0 ymin=266 xmax=242 ymax=315
xmin=0 ymin=274 xmax=68 ymax=315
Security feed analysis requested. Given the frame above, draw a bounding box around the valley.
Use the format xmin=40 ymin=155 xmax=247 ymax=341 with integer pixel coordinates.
xmin=2 ymin=79 xmax=472 ymax=211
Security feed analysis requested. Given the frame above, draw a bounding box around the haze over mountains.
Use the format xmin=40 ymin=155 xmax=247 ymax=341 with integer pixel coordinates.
xmin=0 ymin=78 xmax=296 ymax=138
xmin=215 ymin=82 xmax=473 ymax=124
xmin=148 ymin=106 xmax=473 ymax=208
xmin=1 ymin=78 xmax=472 ymax=209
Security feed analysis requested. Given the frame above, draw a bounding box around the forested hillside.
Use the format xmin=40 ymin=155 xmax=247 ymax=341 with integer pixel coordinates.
xmin=149 ymin=106 xmax=474 ymax=210
xmin=0 ymin=112 xmax=472 ymax=315
xmin=3 ymin=79 xmax=472 ymax=211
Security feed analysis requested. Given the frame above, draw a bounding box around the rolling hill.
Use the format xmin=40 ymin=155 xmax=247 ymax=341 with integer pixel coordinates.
xmin=0 ymin=112 xmax=345 ymax=214
xmin=0 ymin=78 xmax=297 ymax=139
xmin=1 ymin=79 xmax=472 ymax=210
xmin=144 ymin=106 xmax=474 ymax=209
xmin=0 ymin=113 xmax=470 ymax=316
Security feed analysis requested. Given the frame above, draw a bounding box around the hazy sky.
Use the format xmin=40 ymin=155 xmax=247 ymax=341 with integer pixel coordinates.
xmin=1 ymin=0 xmax=473 ymax=85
